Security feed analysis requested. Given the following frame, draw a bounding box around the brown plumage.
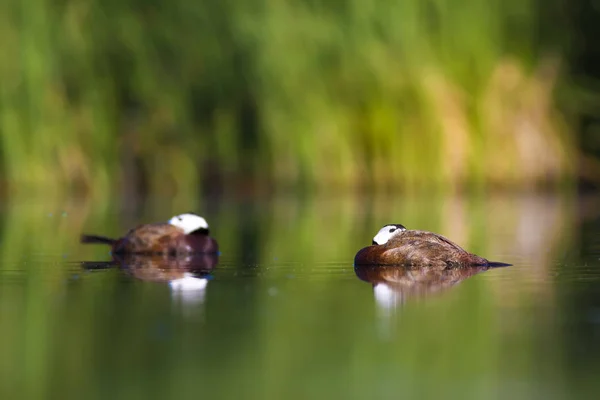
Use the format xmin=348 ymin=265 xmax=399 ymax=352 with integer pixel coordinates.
xmin=112 ymin=224 xmax=217 ymax=255
xmin=354 ymin=224 xmax=508 ymax=267
xmin=81 ymin=214 xmax=219 ymax=255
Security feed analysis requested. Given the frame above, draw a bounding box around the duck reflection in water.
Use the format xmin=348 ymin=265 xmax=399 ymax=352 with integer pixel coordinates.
xmin=82 ymin=253 xmax=219 ymax=306
xmin=354 ymin=265 xmax=494 ymax=310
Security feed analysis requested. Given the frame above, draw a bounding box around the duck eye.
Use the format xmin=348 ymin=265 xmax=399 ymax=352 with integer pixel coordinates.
xmin=389 ymin=228 xmax=396 ymax=233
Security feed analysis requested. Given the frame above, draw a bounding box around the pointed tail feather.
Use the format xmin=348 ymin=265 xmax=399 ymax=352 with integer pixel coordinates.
xmin=80 ymin=234 xmax=116 ymax=245
xmin=80 ymin=261 xmax=117 ymax=270
xmin=487 ymin=261 xmax=512 ymax=267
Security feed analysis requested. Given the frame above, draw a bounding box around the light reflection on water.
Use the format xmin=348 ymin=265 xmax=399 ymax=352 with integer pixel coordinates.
xmin=1 ymin=193 xmax=600 ymax=399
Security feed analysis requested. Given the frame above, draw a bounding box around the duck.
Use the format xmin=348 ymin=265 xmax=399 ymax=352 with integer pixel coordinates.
xmin=81 ymin=213 xmax=219 ymax=255
xmin=354 ymin=224 xmax=509 ymax=267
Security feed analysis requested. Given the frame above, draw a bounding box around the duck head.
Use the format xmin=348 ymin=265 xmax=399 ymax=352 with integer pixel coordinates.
xmin=168 ymin=213 xmax=210 ymax=235
xmin=372 ymin=224 xmax=407 ymax=245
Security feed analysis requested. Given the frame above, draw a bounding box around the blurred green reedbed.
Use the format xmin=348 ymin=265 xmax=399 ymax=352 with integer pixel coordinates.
xmin=2 ymin=192 xmax=600 ymax=399
xmin=0 ymin=1 xmax=597 ymax=398
xmin=0 ymin=0 xmax=575 ymax=197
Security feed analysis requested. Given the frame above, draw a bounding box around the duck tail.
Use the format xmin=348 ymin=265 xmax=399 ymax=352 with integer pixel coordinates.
xmin=80 ymin=261 xmax=117 ymax=270
xmin=486 ymin=261 xmax=512 ymax=267
xmin=80 ymin=234 xmax=116 ymax=245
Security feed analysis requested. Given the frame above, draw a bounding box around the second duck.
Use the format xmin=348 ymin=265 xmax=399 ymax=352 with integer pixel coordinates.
xmin=354 ymin=224 xmax=508 ymax=267
xmin=81 ymin=213 xmax=218 ymax=255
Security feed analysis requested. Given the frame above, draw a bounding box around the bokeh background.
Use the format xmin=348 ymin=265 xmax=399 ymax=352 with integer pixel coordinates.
xmin=4 ymin=2 xmax=600 ymax=399
xmin=1 ymin=0 xmax=599 ymax=200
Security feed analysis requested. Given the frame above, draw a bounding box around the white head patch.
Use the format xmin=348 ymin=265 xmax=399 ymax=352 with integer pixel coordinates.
xmin=168 ymin=213 xmax=209 ymax=234
xmin=372 ymin=224 xmax=406 ymax=245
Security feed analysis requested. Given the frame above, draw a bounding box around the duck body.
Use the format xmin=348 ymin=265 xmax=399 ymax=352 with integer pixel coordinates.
xmin=81 ymin=213 xmax=218 ymax=255
xmin=355 ymin=224 xmax=506 ymax=267
xmin=111 ymin=223 xmax=218 ymax=255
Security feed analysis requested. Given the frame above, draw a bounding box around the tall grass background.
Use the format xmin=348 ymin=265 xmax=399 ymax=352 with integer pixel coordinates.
xmin=0 ymin=0 xmax=578 ymax=198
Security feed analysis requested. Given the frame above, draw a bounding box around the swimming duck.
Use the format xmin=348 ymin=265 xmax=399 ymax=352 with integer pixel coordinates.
xmin=354 ymin=224 xmax=508 ymax=267
xmin=81 ymin=213 xmax=218 ymax=255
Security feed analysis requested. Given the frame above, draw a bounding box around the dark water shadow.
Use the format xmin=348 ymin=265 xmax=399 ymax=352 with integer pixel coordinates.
xmin=81 ymin=253 xmax=218 ymax=281
xmin=81 ymin=253 xmax=219 ymax=306
xmin=355 ymin=265 xmax=507 ymax=309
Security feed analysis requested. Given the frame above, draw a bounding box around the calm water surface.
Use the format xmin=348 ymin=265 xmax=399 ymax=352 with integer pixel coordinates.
xmin=1 ymin=193 xmax=600 ymax=399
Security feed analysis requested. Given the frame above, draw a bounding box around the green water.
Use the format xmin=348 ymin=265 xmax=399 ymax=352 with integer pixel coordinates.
xmin=1 ymin=193 xmax=600 ymax=399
